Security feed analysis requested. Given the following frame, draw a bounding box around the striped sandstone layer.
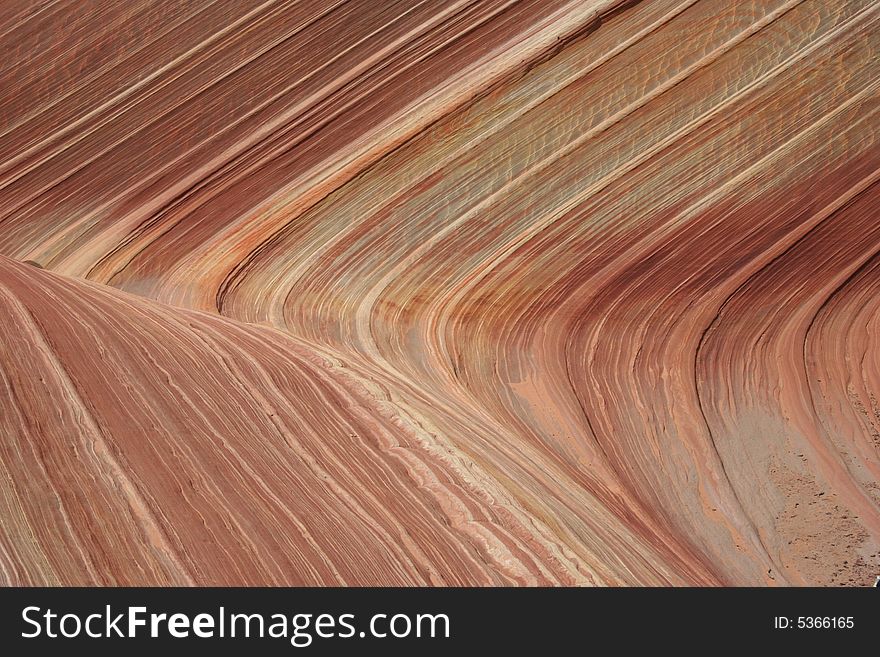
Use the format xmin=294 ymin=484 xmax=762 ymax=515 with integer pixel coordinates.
xmin=1 ymin=0 xmax=878 ymax=584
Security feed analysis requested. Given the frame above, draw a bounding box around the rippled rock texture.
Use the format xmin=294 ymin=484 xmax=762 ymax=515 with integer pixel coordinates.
xmin=1 ymin=0 xmax=879 ymax=585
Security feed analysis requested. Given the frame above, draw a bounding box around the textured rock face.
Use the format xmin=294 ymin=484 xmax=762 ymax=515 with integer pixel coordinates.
xmin=0 ymin=0 xmax=878 ymax=585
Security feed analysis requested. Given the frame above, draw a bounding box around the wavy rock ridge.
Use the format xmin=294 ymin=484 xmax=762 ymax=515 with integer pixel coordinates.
xmin=1 ymin=0 xmax=879 ymax=585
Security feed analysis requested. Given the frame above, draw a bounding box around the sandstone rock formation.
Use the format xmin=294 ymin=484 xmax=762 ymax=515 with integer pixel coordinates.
xmin=1 ymin=0 xmax=878 ymax=585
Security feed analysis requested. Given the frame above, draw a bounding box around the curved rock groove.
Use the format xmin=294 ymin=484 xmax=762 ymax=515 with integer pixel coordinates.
xmin=0 ymin=0 xmax=878 ymax=585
